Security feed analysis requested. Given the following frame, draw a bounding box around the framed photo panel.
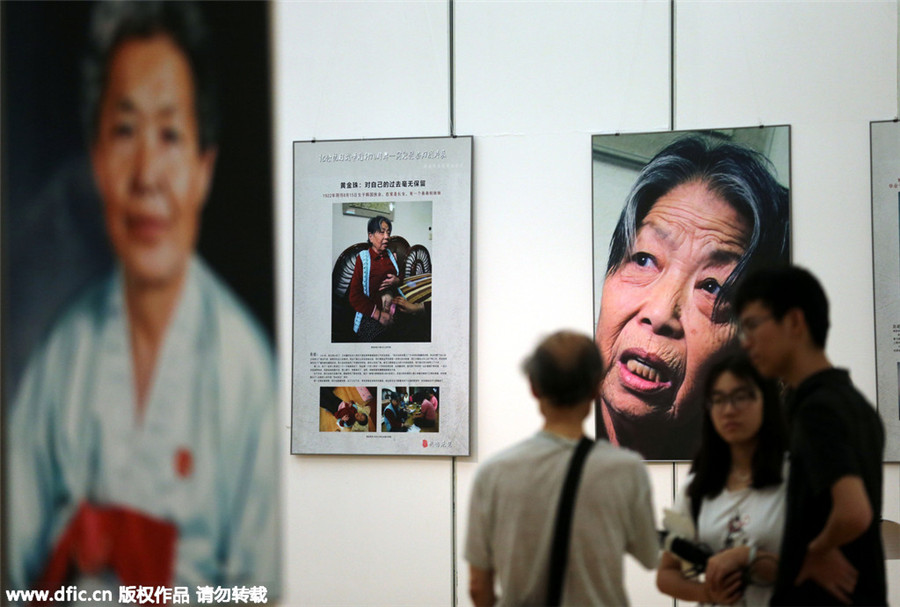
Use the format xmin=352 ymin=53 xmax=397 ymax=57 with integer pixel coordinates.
xmin=592 ymin=127 xmax=791 ymax=460
xmin=292 ymin=136 xmax=472 ymax=456
xmin=869 ymin=119 xmax=900 ymax=462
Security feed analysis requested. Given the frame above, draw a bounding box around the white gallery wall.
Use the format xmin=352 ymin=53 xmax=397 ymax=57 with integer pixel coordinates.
xmin=270 ymin=1 xmax=900 ymax=605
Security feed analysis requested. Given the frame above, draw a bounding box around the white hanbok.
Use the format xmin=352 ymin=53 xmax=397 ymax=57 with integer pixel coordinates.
xmin=8 ymin=257 xmax=279 ymax=597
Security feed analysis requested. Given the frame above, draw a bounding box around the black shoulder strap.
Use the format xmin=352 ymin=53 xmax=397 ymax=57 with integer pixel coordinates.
xmin=546 ymin=436 xmax=595 ymax=607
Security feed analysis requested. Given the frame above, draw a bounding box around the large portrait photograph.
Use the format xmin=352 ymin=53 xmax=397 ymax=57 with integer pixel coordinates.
xmin=1 ymin=0 xmax=279 ymax=599
xmin=592 ymin=127 xmax=791 ymax=461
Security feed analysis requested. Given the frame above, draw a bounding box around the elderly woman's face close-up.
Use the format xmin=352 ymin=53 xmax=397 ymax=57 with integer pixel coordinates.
xmin=91 ymin=35 xmax=216 ymax=289
xmin=596 ymin=180 xmax=750 ymax=427
xmin=368 ymin=220 xmax=391 ymax=253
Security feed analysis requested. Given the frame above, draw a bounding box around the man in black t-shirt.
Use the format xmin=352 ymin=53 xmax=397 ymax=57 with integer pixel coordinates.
xmin=734 ymin=266 xmax=885 ymax=606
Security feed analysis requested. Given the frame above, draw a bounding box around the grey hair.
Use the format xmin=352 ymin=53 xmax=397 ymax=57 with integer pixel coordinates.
xmin=606 ymin=135 xmax=789 ymax=318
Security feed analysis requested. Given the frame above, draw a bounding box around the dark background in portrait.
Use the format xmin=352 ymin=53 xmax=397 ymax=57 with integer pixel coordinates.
xmin=0 ymin=1 xmax=274 ymax=403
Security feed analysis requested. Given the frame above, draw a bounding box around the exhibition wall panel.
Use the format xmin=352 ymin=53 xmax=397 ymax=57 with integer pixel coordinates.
xmin=274 ymin=3 xmax=455 ymax=605
xmin=454 ymin=0 xmax=671 ymax=136
xmin=676 ymin=3 xmax=899 ymax=605
xmin=5 ymin=0 xmax=896 ymax=605
xmin=453 ymin=2 xmax=673 ymax=605
xmin=268 ymin=1 xmax=899 ymax=606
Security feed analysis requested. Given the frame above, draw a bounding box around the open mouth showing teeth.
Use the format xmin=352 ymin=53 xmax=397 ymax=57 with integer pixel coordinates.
xmin=626 ymin=358 xmax=662 ymax=382
xmin=618 ymin=354 xmax=674 ymax=394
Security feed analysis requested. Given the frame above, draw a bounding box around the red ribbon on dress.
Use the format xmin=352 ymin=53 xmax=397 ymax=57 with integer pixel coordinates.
xmin=32 ymin=502 xmax=177 ymax=604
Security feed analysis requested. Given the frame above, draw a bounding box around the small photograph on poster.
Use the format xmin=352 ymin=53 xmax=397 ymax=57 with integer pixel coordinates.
xmin=381 ymin=387 xmax=440 ymax=433
xmin=319 ymin=386 xmax=378 ymax=432
xmin=331 ymin=201 xmax=433 ymax=343
xmin=382 ymin=388 xmax=409 ymax=433
xmin=292 ymin=136 xmax=471 ymax=456
xmin=592 ymin=127 xmax=791 ymax=461
xmin=869 ymin=120 xmax=900 ymax=461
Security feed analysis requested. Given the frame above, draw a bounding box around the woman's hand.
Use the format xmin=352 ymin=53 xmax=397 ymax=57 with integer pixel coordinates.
xmin=704 ymin=569 xmax=744 ymax=605
xmin=393 ymin=297 xmax=424 ymax=314
xmin=705 ymin=546 xmax=749 ymax=590
xmin=704 ymin=546 xmax=749 ymax=605
xmin=379 ymin=273 xmax=400 ymax=290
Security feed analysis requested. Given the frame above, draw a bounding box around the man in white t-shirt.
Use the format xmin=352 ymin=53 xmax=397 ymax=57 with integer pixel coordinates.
xmin=465 ymin=331 xmax=659 ymax=606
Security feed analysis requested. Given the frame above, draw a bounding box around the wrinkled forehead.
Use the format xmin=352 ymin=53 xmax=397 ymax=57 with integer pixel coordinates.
xmin=637 ymin=199 xmax=749 ymax=263
xmin=648 ymin=180 xmax=747 ymax=233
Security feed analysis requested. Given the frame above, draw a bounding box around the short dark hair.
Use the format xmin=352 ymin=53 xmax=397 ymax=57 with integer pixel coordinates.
xmin=522 ymin=331 xmax=603 ymax=407
xmin=83 ymin=1 xmax=219 ymax=151
xmin=734 ymin=265 xmax=830 ymax=349
xmin=687 ymin=352 xmax=786 ymax=519
xmin=606 ymin=135 xmax=790 ymax=317
xmin=367 ymin=215 xmax=392 ymax=235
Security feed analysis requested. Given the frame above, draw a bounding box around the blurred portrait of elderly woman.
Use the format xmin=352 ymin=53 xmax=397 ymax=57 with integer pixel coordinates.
xmin=3 ymin=0 xmax=279 ymax=596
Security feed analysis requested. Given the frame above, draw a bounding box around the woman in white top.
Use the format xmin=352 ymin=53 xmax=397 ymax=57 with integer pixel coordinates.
xmin=657 ymin=352 xmax=788 ymax=605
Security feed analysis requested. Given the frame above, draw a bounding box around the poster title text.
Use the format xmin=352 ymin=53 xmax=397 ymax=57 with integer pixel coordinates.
xmin=319 ymin=150 xmax=446 ymax=163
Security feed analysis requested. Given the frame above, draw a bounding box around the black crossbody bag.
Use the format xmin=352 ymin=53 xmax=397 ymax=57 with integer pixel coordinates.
xmin=545 ymin=436 xmax=595 ymax=607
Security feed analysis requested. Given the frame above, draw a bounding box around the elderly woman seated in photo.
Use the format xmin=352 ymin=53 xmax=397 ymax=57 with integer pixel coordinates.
xmin=332 ymin=215 xmax=432 ymax=343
